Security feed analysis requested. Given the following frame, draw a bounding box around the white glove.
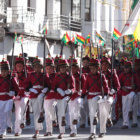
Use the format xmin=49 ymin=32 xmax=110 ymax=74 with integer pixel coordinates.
xmin=29 ymin=88 xmax=38 ymax=94
xmin=78 ymin=90 xmax=82 ymax=96
xmin=110 ymin=89 xmax=116 ymax=95
xmin=65 ymin=89 xmax=72 ymax=95
xmin=38 ymin=93 xmax=45 ymax=99
xmin=50 ymin=90 xmax=54 ymax=93
xmin=24 ymin=92 xmax=30 ymax=96
xmin=57 ymin=88 xmax=65 ymax=96
xmin=15 ymin=95 xmax=20 ymax=100
xmin=8 ymin=91 xmax=15 ymax=96
xmin=41 ymin=88 xmax=48 ymax=93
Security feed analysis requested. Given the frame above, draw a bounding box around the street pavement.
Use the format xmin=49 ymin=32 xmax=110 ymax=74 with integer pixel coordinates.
xmin=4 ymin=114 xmax=140 ymax=140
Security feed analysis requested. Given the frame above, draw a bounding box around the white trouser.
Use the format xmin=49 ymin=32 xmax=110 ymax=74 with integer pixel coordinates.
xmin=69 ymin=97 xmax=81 ymax=134
xmin=122 ymin=92 xmax=138 ymax=126
xmin=88 ymin=97 xmax=99 ymax=134
xmin=57 ymin=98 xmax=67 ymax=134
xmin=44 ymin=99 xmax=56 ymax=133
xmin=6 ymin=111 xmax=13 ymax=128
xmin=14 ymin=97 xmax=28 ymax=134
xmin=80 ymin=97 xmax=89 ymax=126
xmin=37 ymin=94 xmax=44 ymax=113
xmin=30 ymin=98 xmax=43 ymax=131
xmin=0 ymin=99 xmax=13 ymax=135
xmin=98 ymin=99 xmax=111 ymax=134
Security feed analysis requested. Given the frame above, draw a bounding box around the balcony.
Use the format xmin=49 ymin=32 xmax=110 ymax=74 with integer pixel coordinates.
xmin=6 ymin=6 xmax=82 ymax=39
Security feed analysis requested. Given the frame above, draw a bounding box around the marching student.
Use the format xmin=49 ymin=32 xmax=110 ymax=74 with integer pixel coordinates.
xmin=82 ymin=58 xmax=109 ymax=140
xmin=68 ymin=58 xmax=86 ymax=137
xmin=52 ymin=59 xmax=74 ymax=139
xmin=44 ymin=58 xmax=57 ymax=136
xmin=27 ymin=56 xmax=49 ymax=138
xmin=119 ymin=61 xmax=140 ymax=129
xmin=14 ymin=54 xmax=29 ymax=136
xmin=0 ymin=59 xmax=19 ymax=138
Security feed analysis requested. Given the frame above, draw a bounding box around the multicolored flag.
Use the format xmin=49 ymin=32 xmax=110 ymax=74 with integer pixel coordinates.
xmin=96 ymin=32 xmax=105 ymax=41
xmin=19 ymin=35 xmax=23 ymax=43
xmin=71 ymin=35 xmax=78 ymax=45
xmin=43 ymin=27 xmax=47 ymax=35
xmin=85 ymin=34 xmax=90 ymax=44
xmin=76 ymin=34 xmax=85 ymax=45
xmin=62 ymin=32 xmax=70 ymax=45
xmin=113 ymin=28 xmax=122 ymax=40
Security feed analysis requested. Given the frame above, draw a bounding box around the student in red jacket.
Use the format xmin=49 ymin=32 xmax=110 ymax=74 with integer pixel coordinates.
xmin=44 ymin=58 xmax=57 ymax=137
xmin=119 ymin=61 xmax=140 ymax=129
xmin=82 ymin=58 xmax=109 ymax=139
xmin=52 ymin=59 xmax=74 ymax=139
xmin=0 ymin=59 xmax=19 ymax=138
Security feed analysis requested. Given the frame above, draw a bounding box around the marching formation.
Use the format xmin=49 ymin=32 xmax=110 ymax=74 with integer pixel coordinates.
xmin=0 ymin=53 xmax=140 ymax=140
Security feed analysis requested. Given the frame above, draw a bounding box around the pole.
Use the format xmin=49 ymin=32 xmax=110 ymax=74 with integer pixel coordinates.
xmin=111 ymin=39 xmax=114 ymax=89
xmin=60 ymin=41 xmax=64 ymax=57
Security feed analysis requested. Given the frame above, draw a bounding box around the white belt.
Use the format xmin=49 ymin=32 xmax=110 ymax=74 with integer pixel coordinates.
xmin=88 ymin=92 xmax=101 ymax=95
xmin=0 ymin=92 xmax=8 ymax=95
xmin=19 ymin=87 xmax=24 ymax=90
xmin=124 ymin=86 xmax=132 ymax=89
xmin=33 ymin=85 xmax=43 ymax=89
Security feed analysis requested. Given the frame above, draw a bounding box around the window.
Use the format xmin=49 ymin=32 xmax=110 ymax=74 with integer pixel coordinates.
xmin=85 ymin=0 xmax=91 ymax=21
xmin=71 ymin=0 xmax=81 ymax=19
xmin=27 ymin=0 xmax=31 ymax=11
xmin=45 ymin=0 xmax=47 ymax=16
xmin=8 ymin=0 xmax=11 ymax=7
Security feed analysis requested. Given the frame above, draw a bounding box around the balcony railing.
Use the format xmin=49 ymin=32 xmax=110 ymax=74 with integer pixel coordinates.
xmin=6 ymin=6 xmax=82 ymax=34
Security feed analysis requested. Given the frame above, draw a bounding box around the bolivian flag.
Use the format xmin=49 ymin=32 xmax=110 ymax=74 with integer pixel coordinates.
xmin=113 ymin=28 xmax=122 ymax=40
xmin=96 ymin=32 xmax=105 ymax=41
xmin=85 ymin=34 xmax=90 ymax=44
xmin=76 ymin=34 xmax=85 ymax=45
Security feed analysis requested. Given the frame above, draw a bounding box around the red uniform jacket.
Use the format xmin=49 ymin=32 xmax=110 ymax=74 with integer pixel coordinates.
xmin=0 ymin=74 xmax=19 ymax=101
xmin=27 ymin=72 xmax=49 ymax=99
xmin=45 ymin=73 xmax=57 ymax=100
xmin=119 ymin=72 xmax=140 ymax=96
xmin=82 ymin=72 xmax=109 ymax=99
xmin=52 ymin=72 xmax=75 ymax=99
xmin=14 ymin=72 xmax=29 ymax=97
xmin=71 ymin=72 xmax=86 ymax=100
xmin=136 ymin=70 xmax=140 ymax=92
xmin=103 ymin=69 xmax=120 ymax=96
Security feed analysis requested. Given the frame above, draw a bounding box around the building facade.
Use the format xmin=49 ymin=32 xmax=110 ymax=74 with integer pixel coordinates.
xmin=0 ymin=0 xmax=132 ymax=62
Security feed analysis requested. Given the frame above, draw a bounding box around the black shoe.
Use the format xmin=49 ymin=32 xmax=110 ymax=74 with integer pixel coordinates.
xmin=44 ymin=132 xmax=52 ymax=136
xmin=52 ymin=120 xmax=57 ymax=127
xmin=0 ymin=134 xmax=6 ymax=138
xmin=106 ymin=119 xmax=113 ymax=127
xmin=70 ymin=133 xmax=76 ymax=137
xmin=93 ymin=117 xmax=97 ymax=125
xmin=72 ymin=119 xmax=78 ymax=125
xmin=38 ymin=116 xmax=44 ymax=123
xmin=32 ymin=134 xmax=39 ymax=138
xmin=89 ymin=133 xmax=96 ymax=140
xmin=20 ymin=123 xmax=24 ymax=129
xmin=131 ymin=123 xmax=138 ymax=128
xmin=58 ymin=133 xmax=63 ymax=139
xmin=15 ymin=133 xmax=20 ymax=136
xmin=121 ymin=125 xmax=128 ymax=129
xmin=7 ymin=127 xmax=12 ymax=133
xmin=98 ymin=133 xmax=105 ymax=138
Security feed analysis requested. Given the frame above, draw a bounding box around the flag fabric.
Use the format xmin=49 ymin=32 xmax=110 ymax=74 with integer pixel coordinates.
xmin=76 ymin=34 xmax=85 ymax=45
xmin=43 ymin=27 xmax=47 ymax=35
xmin=113 ymin=28 xmax=122 ymax=40
xmin=85 ymin=34 xmax=90 ymax=44
xmin=19 ymin=35 xmax=23 ymax=43
xmin=62 ymin=32 xmax=70 ymax=45
xmin=96 ymin=32 xmax=105 ymax=41
xmin=15 ymin=32 xmax=18 ymax=41
xmin=115 ymin=48 xmax=120 ymax=57
xmin=99 ymin=40 xmax=105 ymax=46
xmin=71 ymin=36 xmax=78 ymax=45
xmin=121 ymin=0 xmax=140 ymax=36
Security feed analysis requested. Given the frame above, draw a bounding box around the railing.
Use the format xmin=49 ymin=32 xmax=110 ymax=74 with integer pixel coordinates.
xmin=6 ymin=6 xmax=82 ymax=33
xmin=46 ymin=15 xmax=81 ymax=32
